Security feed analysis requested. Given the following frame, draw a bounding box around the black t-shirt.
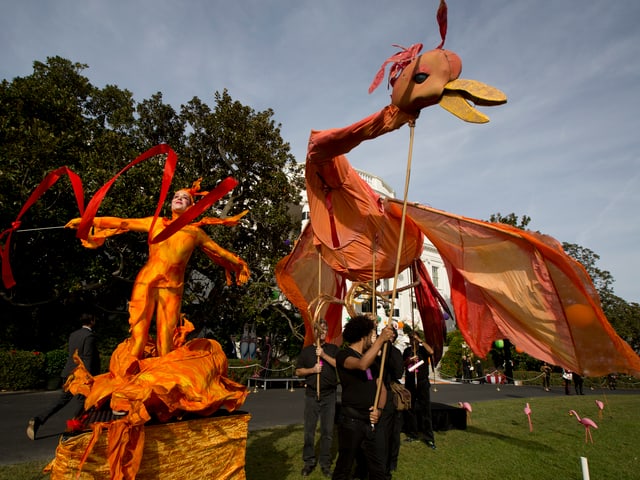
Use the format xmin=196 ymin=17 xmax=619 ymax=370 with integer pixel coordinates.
xmin=385 ymin=344 xmax=404 ymax=384
xmin=336 ymin=347 xmax=379 ymax=418
xmin=296 ymin=342 xmax=339 ymax=396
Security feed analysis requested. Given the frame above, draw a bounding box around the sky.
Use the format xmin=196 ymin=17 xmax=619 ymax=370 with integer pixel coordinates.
xmin=2 ymin=1 xmax=639 ymax=303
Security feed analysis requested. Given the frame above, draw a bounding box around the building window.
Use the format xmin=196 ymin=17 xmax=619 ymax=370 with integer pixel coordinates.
xmin=431 ymin=266 xmax=439 ymax=288
xmin=361 ymin=300 xmax=376 ymax=313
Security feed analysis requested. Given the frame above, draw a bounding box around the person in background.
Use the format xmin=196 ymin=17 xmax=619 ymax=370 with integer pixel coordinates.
xmin=475 ymin=358 xmax=485 ymax=384
xmin=461 ymin=355 xmax=472 ymax=383
xmin=27 ymin=312 xmax=101 ymax=440
xmin=562 ymin=368 xmax=573 ymax=395
xmin=573 ymin=371 xmax=584 ymax=395
xmin=380 ymin=328 xmax=405 ymax=477
xmin=332 ymin=315 xmax=394 ymax=480
xmin=403 ymin=331 xmax=436 ymax=449
xmin=541 ymin=362 xmax=552 ymax=392
xmin=295 ymin=319 xmax=339 ymax=478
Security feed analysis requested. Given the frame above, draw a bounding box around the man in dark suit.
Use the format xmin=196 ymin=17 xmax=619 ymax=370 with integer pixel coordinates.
xmin=27 ymin=312 xmax=100 ymax=440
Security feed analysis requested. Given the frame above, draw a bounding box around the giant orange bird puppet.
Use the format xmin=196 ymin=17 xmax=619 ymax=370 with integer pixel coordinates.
xmin=276 ymin=0 xmax=640 ymax=377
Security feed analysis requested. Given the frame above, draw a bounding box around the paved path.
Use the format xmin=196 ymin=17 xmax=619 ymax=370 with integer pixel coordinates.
xmin=1 ymin=382 xmax=631 ymax=465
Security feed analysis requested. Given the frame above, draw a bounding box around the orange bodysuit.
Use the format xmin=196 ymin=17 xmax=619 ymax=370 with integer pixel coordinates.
xmin=68 ymin=214 xmax=250 ymax=358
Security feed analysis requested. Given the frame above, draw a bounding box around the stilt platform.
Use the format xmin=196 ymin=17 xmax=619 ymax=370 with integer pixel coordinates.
xmin=45 ymin=411 xmax=251 ymax=479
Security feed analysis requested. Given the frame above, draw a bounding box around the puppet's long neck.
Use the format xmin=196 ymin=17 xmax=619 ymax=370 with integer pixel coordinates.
xmin=307 ymin=105 xmax=416 ymax=163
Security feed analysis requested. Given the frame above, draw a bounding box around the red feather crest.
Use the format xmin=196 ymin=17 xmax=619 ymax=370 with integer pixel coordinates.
xmin=368 ymin=43 xmax=423 ymax=94
xmin=368 ymin=0 xmax=450 ymax=93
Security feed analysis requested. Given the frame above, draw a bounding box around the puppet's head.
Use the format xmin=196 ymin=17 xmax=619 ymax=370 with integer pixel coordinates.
xmin=369 ymin=0 xmax=506 ymax=122
xmin=389 ymin=47 xmax=462 ymax=114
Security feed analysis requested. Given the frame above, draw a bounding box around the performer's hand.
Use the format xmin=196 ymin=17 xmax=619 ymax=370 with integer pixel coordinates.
xmin=369 ymin=406 xmax=381 ymax=425
xmin=227 ymin=262 xmax=250 ymax=286
xmin=314 ymin=362 xmax=322 ymax=373
xmin=315 ymin=346 xmax=323 ymax=357
xmin=65 ymin=218 xmax=81 ymax=229
xmin=237 ymin=263 xmax=250 ymax=285
xmin=379 ymin=325 xmax=394 ymax=343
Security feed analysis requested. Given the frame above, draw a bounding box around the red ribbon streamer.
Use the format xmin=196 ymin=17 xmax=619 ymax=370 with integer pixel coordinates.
xmin=1 ymin=167 xmax=85 ymax=288
xmin=76 ymin=144 xmax=178 ymax=245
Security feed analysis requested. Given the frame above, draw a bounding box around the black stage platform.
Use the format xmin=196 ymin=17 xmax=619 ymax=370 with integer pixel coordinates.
xmin=432 ymin=402 xmax=467 ymax=431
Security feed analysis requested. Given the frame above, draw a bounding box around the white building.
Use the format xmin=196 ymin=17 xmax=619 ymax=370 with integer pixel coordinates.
xmin=299 ymin=166 xmax=454 ymax=341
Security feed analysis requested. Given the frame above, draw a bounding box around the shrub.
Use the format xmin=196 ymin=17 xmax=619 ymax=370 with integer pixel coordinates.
xmin=0 ymin=350 xmax=46 ymax=390
xmin=439 ymin=330 xmax=465 ymax=378
xmin=45 ymin=349 xmax=68 ymax=378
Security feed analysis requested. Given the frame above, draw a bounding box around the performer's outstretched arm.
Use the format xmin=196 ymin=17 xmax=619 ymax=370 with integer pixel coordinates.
xmin=66 ymin=216 xmax=152 ymax=233
xmin=200 ymin=233 xmax=250 ymax=286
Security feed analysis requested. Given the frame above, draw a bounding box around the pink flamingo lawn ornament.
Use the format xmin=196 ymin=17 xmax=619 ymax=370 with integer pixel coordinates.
xmin=524 ymin=403 xmax=533 ymax=432
xmin=595 ymin=400 xmax=605 ymax=420
xmin=569 ymin=410 xmax=598 ymax=444
xmin=459 ymin=402 xmax=473 ymax=425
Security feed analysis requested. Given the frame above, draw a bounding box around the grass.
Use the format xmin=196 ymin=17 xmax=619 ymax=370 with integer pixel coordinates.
xmin=2 ymin=395 xmax=638 ymax=480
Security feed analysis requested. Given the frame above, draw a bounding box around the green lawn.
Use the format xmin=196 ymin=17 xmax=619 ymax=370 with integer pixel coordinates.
xmin=2 ymin=394 xmax=638 ymax=480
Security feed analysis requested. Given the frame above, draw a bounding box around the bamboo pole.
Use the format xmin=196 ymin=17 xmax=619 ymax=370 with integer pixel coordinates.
xmin=373 ymin=122 xmax=415 ymax=412
xmin=317 ymin=252 xmax=322 ymax=400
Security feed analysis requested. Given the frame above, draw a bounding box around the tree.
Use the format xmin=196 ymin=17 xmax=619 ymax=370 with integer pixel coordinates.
xmin=177 ymin=90 xmax=304 ymax=352
xmin=561 ymin=243 xmax=614 ymax=298
xmin=488 ymin=212 xmax=531 ymax=230
xmin=0 ymin=56 xmax=134 ymax=350
xmin=1 ymin=58 xmax=305 ymax=356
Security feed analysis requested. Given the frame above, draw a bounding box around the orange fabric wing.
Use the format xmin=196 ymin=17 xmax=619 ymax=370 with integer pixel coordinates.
xmin=395 ymin=199 xmax=640 ymax=377
xmin=276 ymin=224 xmax=345 ymax=346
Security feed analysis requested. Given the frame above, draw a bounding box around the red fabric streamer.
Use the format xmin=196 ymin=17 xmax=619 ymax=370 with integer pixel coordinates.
xmin=1 ymin=167 xmax=85 ymax=288
xmin=76 ymin=144 xmax=178 ymax=245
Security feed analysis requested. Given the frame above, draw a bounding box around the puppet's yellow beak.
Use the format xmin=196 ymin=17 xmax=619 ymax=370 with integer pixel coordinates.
xmin=439 ymin=79 xmax=507 ymax=123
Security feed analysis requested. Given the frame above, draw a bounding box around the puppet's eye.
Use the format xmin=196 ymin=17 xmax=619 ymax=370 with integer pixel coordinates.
xmin=413 ymin=73 xmax=429 ymax=84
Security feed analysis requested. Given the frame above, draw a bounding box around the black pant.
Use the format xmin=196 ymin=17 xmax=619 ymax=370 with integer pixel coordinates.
xmin=302 ymin=391 xmax=336 ymax=469
xmin=405 ymin=380 xmax=434 ymax=442
xmin=574 ymin=376 xmax=584 ymax=395
xmin=333 ymin=416 xmax=386 ymax=480
xmin=36 ymin=380 xmax=85 ymax=424
xmin=380 ymin=408 xmax=402 ymax=475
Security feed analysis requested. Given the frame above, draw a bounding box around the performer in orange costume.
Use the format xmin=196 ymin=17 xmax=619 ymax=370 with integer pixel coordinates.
xmin=66 ymin=181 xmax=250 ymax=359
